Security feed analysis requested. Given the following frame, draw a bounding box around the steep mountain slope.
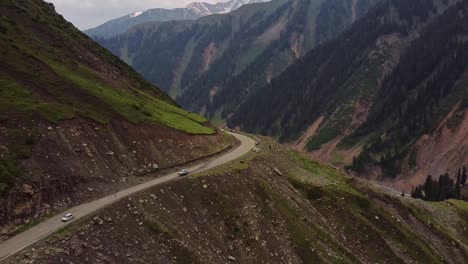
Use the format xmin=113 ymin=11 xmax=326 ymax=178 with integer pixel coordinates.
xmin=8 ymin=138 xmax=468 ymax=263
xmin=229 ymin=0 xmax=467 ymax=184
xmin=98 ymin=0 xmax=381 ymax=118
xmin=0 ymin=0 xmax=231 ymax=232
xmin=85 ymin=0 xmax=271 ymax=39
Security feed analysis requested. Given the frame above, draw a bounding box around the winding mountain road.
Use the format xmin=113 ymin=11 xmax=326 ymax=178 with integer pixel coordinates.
xmin=0 ymin=132 xmax=255 ymax=262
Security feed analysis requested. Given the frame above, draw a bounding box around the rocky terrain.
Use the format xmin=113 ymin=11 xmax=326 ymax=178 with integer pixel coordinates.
xmin=8 ymin=138 xmax=467 ymax=263
xmin=0 ymin=0 xmax=230 ymax=237
xmin=1 ymin=1 xmax=467 ymax=263
xmin=0 ymin=118 xmax=232 ymax=241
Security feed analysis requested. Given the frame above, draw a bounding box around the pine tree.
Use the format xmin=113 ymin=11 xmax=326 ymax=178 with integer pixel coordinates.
xmin=423 ymin=175 xmax=434 ymax=201
xmin=411 ymin=186 xmax=423 ymax=199
xmin=438 ymin=173 xmax=453 ymax=201
xmin=462 ymin=165 xmax=467 ymax=185
xmin=455 ymin=171 xmax=461 ymax=199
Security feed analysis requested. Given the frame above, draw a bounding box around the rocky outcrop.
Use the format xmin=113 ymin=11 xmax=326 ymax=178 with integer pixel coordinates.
xmin=0 ymin=118 xmax=231 ymax=231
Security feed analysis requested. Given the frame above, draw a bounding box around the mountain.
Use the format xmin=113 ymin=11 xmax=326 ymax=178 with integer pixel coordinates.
xmin=84 ymin=0 xmax=271 ymax=39
xmin=8 ymin=138 xmax=468 ymax=263
xmin=0 ymin=0 xmax=231 ymax=230
xmin=188 ymin=0 xmax=272 ymax=15
xmin=95 ymin=0 xmax=466 ymax=187
xmin=228 ymin=0 xmax=468 ymax=185
xmin=98 ymin=0 xmax=381 ymax=115
xmin=1 ymin=1 xmax=468 ymax=262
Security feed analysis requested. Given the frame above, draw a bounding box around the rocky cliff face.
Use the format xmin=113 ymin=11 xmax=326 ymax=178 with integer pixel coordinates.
xmin=0 ymin=118 xmax=231 ymax=238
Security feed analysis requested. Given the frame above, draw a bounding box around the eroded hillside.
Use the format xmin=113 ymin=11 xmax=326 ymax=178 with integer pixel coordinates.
xmin=98 ymin=0 xmax=380 ymax=119
xmin=9 ymin=137 xmax=468 ymax=263
xmin=0 ymin=0 xmax=230 ymax=236
xmin=229 ymin=0 xmax=468 ymax=184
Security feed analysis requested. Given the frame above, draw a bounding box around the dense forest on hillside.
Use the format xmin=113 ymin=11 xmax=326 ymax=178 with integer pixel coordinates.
xmin=349 ymin=0 xmax=468 ymax=177
xmin=228 ymin=0 xmax=422 ymax=139
xmin=97 ymin=0 xmax=381 ymax=119
xmin=180 ymin=0 xmax=381 ymax=118
xmin=229 ymin=0 xmax=467 ymax=178
xmin=177 ymin=2 xmax=291 ymax=113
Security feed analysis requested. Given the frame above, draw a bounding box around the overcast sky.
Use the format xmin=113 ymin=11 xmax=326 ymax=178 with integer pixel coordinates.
xmin=47 ymin=0 xmax=221 ymax=30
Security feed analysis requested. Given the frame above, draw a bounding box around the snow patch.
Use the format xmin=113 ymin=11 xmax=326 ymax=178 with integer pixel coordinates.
xmin=130 ymin=11 xmax=143 ymax=18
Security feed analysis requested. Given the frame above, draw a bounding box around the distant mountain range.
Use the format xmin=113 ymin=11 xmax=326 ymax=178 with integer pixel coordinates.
xmin=85 ymin=0 xmax=271 ymax=39
xmin=97 ymin=0 xmax=468 ymax=186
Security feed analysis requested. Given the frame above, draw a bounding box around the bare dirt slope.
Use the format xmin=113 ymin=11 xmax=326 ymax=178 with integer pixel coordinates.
xmin=9 ymin=138 xmax=467 ymax=264
xmin=292 ymin=116 xmax=323 ymax=152
xmin=395 ymin=105 xmax=468 ymax=190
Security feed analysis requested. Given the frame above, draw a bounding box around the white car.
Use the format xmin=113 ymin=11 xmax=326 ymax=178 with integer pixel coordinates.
xmin=178 ymin=169 xmax=189 ymax=176
xmin=61 ymin=213 xmax=74 ymax=222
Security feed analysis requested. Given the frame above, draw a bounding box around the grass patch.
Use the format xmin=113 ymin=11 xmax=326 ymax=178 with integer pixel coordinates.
xmin=307 ymin=125 xmax=342 ymax=150
xmin=46 ymin=61 xmax=214 ymax=134
xmin=286 ymin=149 xmax=362 ymax=196
xmin=448 ymin=199 xmax=468 ymax=212
xmin=0 ymin=78 xmax=75 ymax=122
xmin=259 ymin=180 xmax=357 ymax=263
xmin=146 ymin=218 xmax=173 ymax=237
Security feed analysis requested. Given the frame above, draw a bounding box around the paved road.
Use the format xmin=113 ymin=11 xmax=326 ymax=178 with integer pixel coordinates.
xmin=0 ymin=132 xmax=255 ymax=262
xmin=372 ymin=181 xmax=411 ymax=197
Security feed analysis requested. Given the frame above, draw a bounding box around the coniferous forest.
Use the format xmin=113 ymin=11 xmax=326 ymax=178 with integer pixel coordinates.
xmin=411 ymin=166 xmax=468 ymax=201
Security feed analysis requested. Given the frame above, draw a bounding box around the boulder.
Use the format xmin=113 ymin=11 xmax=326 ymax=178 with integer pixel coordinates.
xmin=20 ymin=184 xmax=34 ymax=195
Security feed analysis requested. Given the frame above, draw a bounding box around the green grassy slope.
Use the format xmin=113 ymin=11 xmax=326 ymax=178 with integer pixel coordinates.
xmin=0 ymin=0 xmax=213 ymax=135
xmin=0 ymin=0 xmax=215 ymax=196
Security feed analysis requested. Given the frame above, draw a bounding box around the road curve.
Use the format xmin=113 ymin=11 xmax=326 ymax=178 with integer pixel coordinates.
xmin=0 ymin=132 xmax=255 ymax=262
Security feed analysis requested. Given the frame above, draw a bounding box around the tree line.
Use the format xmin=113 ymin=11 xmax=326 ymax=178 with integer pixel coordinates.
xmin=411 ymin=166 xmax=467 ymax=201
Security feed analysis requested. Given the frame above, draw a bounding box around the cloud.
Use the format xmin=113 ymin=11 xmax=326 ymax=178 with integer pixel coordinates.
xmin=47 ymin=0 xmax=221 ymax=30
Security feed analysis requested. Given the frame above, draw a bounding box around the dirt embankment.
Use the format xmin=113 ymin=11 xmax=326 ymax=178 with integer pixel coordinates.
xmin=9 ymin=139 xmax=467 ymax=264
xmin=0 ymin=118 xmax=231 ymax=235
xmin=292 ymin=116 xmax=324 ymax=152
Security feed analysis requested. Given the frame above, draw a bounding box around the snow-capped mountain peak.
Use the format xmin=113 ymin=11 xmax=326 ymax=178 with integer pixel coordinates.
xmin=85 ymin=0 xmax=271 ymax=39
xmin=187 ymin=0 xmax=271 ymax=16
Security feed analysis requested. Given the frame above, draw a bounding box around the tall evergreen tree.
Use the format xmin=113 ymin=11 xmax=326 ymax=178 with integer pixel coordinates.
xmin=462 ymin=165 xmax=467 ymax=185
xmin=423 ymin=175 xmax=434 ymax=200
xmin=455 ymin=171 xmax=461 ymax=199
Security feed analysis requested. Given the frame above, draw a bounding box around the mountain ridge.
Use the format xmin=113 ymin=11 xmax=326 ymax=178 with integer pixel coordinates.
xmin=97 ymin=0 xmax=380 ymax=111
xmin=84 ymin=0 xmax=271 ymax=39
xmin=228 ymin=0 xmax=468 ymax=185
